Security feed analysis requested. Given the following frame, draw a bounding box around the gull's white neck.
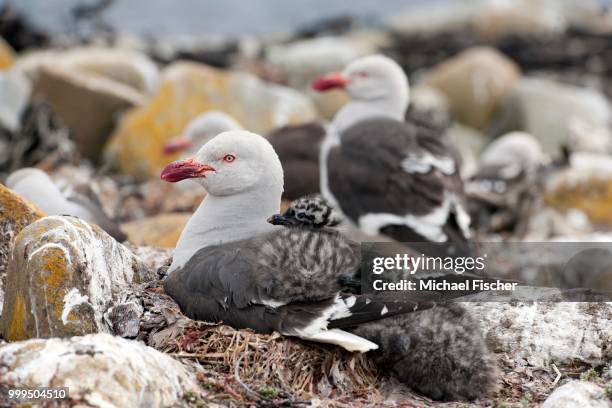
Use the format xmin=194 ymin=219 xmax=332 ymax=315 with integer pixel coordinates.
xmin=320 ymin=90 xmax=409 ymax=210
xmin=169 ymin=183 xmax=282 ymax=272
xmin=332 ymin=97 xmax=407 ymax=135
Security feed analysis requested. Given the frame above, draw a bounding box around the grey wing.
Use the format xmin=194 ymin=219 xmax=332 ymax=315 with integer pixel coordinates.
xmin=330 ymin=118 xmax=470 ymax=247
xmin=164 ymin=228 xmax=432 ymax=334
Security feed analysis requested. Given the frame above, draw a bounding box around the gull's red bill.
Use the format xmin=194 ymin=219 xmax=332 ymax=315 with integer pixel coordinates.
xmin=160 ymin=158 xmax=215 ymax=182
xmin=312 ymin=72 xmax=350 ymax=91
xmin=162 ymin=136 xmax=192 ymax=155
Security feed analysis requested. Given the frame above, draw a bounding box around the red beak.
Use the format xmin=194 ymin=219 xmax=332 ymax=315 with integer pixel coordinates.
xmin=160 ymin=158 xmax=215 ymax=182
xmin=162 ymin=136 xmax=192 ymax=155
xmin=312 ymin=72 xmax=350 ymax=92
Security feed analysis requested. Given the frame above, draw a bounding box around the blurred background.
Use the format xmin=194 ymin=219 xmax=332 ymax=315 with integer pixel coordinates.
xmin=3 ymin=0 xmax=612 ymax=247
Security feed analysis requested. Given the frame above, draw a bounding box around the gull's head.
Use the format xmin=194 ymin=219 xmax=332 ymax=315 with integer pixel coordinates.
xmin=312 ymin=54 xmax=409 ymax=105
xmin=5 ymin=167 xmax=53 ymax=189
xmin=162 ymin=111 xmax=242 ymax=155
xmin=161 ymin=130 xmax=283 ymax=197
xmin=481 ymin=131 xmax=544 ymax=172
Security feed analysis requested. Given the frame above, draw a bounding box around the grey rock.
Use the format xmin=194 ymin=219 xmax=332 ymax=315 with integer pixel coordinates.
xmin=542 ymin=381 xmax=611 ymax=408
xmin=0 ymin=216 xmax=155 ymax=341
xmin=0 ymin=333 xmax=201 ymax=407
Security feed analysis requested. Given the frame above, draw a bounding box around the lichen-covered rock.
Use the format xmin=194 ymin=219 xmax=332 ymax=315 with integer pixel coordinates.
xmin=58 ymin=47 xmax=160 ymax=95
xmin=123 ymin=244 xmax=172 ymax=276
xmin=121 ymin=212 xmax=191 ymax=248
xmin=0 ymin=333 xmax=200 ymax=407
xmin=0 ymin=183 xmax=44 ymax=314
xmin=0 ymin=69 xmax=31 ymax=132
xmin=104 ymin=61 xmax=317 ymax=180
xmin=32 ymin=65 xmax=142 ymax=163
xmin=422 ymin=46 xmax=521 ymax=130
xmin=116 ymin=180 xmax=205 ymax=221
xmin=15 ymin=47 xmax=159 ymax=95
xmin=0 ymin=216 xmax=155 ymax=341
xmin=443 ymin=123 xmax=487 ymax=178
xmin=465 ymin=296 xmax=611 ymax=368
xmin=542 ymin=381 xmax=610 ymax=408
xmin=0 ymin=37 xmax=14 ymax=71
xmin=0 ymin=100 xmax=78 ymax=176
xmin=544 ymin=153 xmax=612 ymax=226
xmin=474 ymin=0 xmax=567 ymax=39
xmin=494 ymin=78 xmax=612 ymax=155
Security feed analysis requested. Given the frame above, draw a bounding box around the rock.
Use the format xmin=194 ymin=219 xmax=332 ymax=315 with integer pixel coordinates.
xmin=0 ymin=184 xmax=44 ymax=315
xmin=115 ymin=180 xmax=205 ymax=221
xmin=11 ymin=47 xmax=159 ymax=163
xmin=544 ymin=153 xmax=612 ymax=226
xmin=105 ymin=61 xmax=317 ymax=180
xmin=0 ymin=5 xmax=49 ymax=51
xmin=0 ymin=100 xmax=78 ymax=176
xmin=32 ymin=65 xmax=143 ymax=163
xmin=542 ymin=381 xmax=610 ymax=408
xmin=443 ymin=123 xmax=488 ymax=178
xmin=563 ymin=0 xmax=612 ymax=34
xmin=15 ymin=47 xmax=160 ymax=95
xmin=474 ymin=0 xmax=567 ymax=39
xmin=59 ymin=48 xmax=160 ymax=95
xmin=523 ymin=209 xmax=593 ymax=241
xmin=0 ymin=69 xmax=30 ymax=132
xmin=494 ymin=78 xmax=612 ymax=156
xmin=389 ymin=0 xmax=594 ymax=39
xmin=123 ymin=244 xmax=172 ymax=277
xmin=387 ymin=1 xmax=483 ymax=35
xmin=465 ymin=298 xmax=611 ymax=368
xmin=0 ymin=216 xmax=155 ymax=341
xmin=267 ymin=35 xmax=380 ymax=90
xmin=409 ymin=85 xmax=451 ymax=129
xmin=0 ymin=37 xmax=14 ymax=70
xmin=422 ymin=47 xmax=521 ymax=130
xmin=121 ymin=213 xmax=191 ymax=248
xmin=0 ymin=333 xmax=200 ymax=407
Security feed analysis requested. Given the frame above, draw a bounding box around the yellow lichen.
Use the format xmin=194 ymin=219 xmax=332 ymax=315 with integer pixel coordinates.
xmin=0 ymin=184 xmax=46 ymax=225
xmin=121 ymin=213 xmax=190 ymax=248
xmin=5 ymin=294 xmax=28 ymax=341
xmin=0 ymin=37 xmax=14 ymax=71
xmin=105 ymin=62 xmax=315 ymax=180
xmin=544 ymin=178 xmax=612 ymax=225
xmin=39 ymin=248 xmax=72 ymax=320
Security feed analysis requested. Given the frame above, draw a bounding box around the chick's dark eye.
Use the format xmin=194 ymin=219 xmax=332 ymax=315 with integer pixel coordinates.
xmin=223 ymin=154 xmax=236 ymax=163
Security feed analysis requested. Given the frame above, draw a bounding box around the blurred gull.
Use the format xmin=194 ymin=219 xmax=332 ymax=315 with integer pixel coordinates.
xmin=313 ymin=55 xmax=471 ymax=252
xmin=163 ymin=110 xmax=242 ymax=157
xmin=163 ymin=110 xmax=325 ymax=200
xmin=5 ymin=167 xmax=126 ymax=241
xmin=466 ymin=131 xmax=545 ymax=234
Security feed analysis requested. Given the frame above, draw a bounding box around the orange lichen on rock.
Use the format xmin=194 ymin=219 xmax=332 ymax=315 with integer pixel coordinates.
xmin=0 ymin=183 xmax=46 ymax=293
xmin=0 ymin=37 xmax=15 ymax=71
xmin=41 ymin=248 xmax=72 ymax=320
xmin=544 ymin=178 xmax=612 ymax=226
xmin=104 ymin=61 xmax=316 ymax=180
xmin=4 ymin=294 xmax=28 ymax=341
xmin=0 ymin=216 xmax=151 ymax=340
xmin=121 ymin=212 xmax=190 ymax=248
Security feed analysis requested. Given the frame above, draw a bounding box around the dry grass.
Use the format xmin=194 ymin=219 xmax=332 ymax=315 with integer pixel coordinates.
xmin=138 ymin=281 xmax=385 ymax=406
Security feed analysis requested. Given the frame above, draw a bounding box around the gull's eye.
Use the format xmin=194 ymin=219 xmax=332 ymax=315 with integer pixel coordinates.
xmin=354 ymin=71 xmax=368 ymax=78
xmin=223 ymin=154 xmax=236 ymax=163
